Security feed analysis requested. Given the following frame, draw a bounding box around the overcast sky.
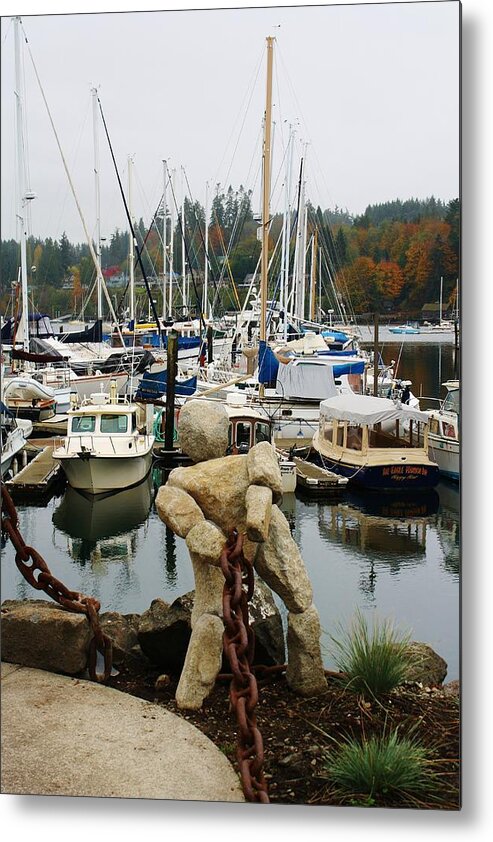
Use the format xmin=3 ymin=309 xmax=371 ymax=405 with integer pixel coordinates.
xmin=1 ymin=1 xmax=460 ymax=244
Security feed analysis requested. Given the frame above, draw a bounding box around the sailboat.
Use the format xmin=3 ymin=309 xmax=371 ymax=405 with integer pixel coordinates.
xmin=191 ymin=38 xmax=394 ymax=445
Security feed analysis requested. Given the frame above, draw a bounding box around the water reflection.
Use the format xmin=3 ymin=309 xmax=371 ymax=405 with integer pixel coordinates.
xmin=281 ymin=488 xmax=444 ymax=608
xmin=164 ymin=526 xmax=178 ymax=586
xmin=52 ymin=474 xmax=154 ymax=566
xmin=436 ymin=481 xmax=460 ymax=578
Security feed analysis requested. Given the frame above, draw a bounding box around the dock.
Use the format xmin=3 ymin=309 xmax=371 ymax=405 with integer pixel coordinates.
xmin=5 ymin=443 xmax=64 ymax=501
xmin=293 ymin=456 xmax=348 ymax=497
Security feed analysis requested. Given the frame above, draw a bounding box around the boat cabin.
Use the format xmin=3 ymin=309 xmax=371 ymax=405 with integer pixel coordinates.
xmin=222 ymin=393 xmax=273 ymax=454
xmin=427 ymin=380 xmax=459 ymax=442
xmin=62 ymin=396 xmax=146 ymax=457
xmin=319 ymin=394 xmax=430 ymax=454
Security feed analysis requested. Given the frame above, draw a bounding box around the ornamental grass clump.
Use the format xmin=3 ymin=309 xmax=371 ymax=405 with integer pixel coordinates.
xmin=331 ymin=610 xmax=411 ymax=695
xmin=324 ymin=730 xmax=437 ymax=802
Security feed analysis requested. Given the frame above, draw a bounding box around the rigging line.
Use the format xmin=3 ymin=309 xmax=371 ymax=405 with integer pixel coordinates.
xmin=276 ymin=43 xmax=336 ymax=212
xmin=165 ymin=168 xmax=206 ymax=335
xmin=178 ymin=175 xmax=207 ymax=275
xmin=2 ymin=16 xmax=13 ymax=45
xmin=313 ymin=206 xmax=357 ymax=324
xmin=178 ymin=168 xmax=222 ymax=316
xmin=213 ymin=45 xmax=265 ymax=190
xmin=118 ymin=190 xmax=165 ymax=317
xmin=96 ymin=94 xmax=166 ymax=344
xmin=207 ymin=120 xmax=262 ymax=308
xmin=20 ymin=28 xmax=123 ymax=342
xmin=210 ymin=147 xmax=263 ymax=316
xmin=211 ymin=209 xmax=241 ymax=310
xmin=53 ymin=95 xmax=92 ymax=247
xmin=211 ymin=147 xmax=263 ymax=312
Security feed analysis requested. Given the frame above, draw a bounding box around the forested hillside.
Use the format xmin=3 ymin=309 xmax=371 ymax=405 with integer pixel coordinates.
xmin=0 ymin=194 xmax=459 ymax=321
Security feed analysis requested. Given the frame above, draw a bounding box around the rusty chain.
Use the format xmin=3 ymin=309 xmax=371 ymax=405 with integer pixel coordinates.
xmin=1 ymin=482 xmax=113 ymax=682
xmin=221 ymin=529 xmax=269 ymax=804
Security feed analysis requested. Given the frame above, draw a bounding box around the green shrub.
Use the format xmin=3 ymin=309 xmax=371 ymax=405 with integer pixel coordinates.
xmin=330 ymin=610 xmax=411 ymax=695
xmin=324 ymin=730 xmax=436 ymax=800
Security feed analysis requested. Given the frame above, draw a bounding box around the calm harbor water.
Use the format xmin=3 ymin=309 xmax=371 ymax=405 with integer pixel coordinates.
xmin=1 ymin=342 xmax=460 ymax=682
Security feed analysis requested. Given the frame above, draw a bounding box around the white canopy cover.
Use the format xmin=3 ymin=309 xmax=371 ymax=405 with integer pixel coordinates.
xmin=319 ymin=394 xmax=430 ymax=426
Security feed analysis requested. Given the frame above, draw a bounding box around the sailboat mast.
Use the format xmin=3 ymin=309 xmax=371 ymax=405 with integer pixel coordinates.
xmin=92 ymin=86 xmax=102 ymax=321
xmin=168 ymin=168 xmax=176 ymax=318
xmin=281 ymin=125 xmax=293 ymax=342
xmin=310 ymin=226 xmax=318 ymax=322
xmin=181 ymin=168 xmax=186 ymax=313
xmin=128 ymin=155 xmax=135 ymax=324
xmin=294 ymin=155 xmax=306 ymax=323
xmin=260 ymin=36 xmax=274 ymax=344
xmin=14 ymin=16 xmax=30 ymax=353
xmin=162 ymin=159 xmax=167 ymax=321
xmin=204 ymin=180 xmax=209 ymax=321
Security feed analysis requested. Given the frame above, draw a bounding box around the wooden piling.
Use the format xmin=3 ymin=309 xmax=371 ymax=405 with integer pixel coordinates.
xmin=373 ymin=313 xmax=379 ymax=397
xmin=164 ymin=330 xmax=178 ymax=451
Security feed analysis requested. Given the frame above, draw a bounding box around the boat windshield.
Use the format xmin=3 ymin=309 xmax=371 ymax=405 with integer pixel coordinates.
xmin=255 ymin=422 xmax=272 ymax=443
xmin=72 ymin=415 xmax=96 ymax=433
xmin=100 ymin=414 xmax=129 ymax=434
xmin=443 ymin=390 xmax=459 ymax=414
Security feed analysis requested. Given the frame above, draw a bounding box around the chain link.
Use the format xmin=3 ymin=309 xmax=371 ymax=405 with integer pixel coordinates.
xmin=1 ymin=482 xmax=112 ymax=682
xmin=221 ymin=530 xmax=269 ymax=804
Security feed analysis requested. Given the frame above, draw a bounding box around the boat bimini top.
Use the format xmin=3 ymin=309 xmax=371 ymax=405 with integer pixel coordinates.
xmin=319 ymin=394 xmax=430 ymax=427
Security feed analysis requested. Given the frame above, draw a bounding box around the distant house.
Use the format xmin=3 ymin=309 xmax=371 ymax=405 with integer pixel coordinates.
xmin=421 ymin=302 xmax=451 ymax=321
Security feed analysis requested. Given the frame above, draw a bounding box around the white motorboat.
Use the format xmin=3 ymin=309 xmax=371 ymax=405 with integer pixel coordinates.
xmin=312 ymin=393 xmax=440 ymax=491
xmin=426 ymin=380 xmax=459 ymax=482
xmin=53 ymin=387 xmax=155 ymax=494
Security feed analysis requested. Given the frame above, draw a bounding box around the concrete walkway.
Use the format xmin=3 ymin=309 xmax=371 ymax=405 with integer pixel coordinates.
xmin=1 ymin=662 xmax=245 ymax=802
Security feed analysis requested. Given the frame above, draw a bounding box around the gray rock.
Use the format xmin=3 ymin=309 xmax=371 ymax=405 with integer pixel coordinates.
xmin=136 ymin=580 xmax=285 ymax=676
xmin=246 ymin=484 xmax=272 ymax=543
xmin=248 ymin=577 xmax=285 ymax=666
xmin=247 ymin=441 xmax=283 ymax=503
xmin=255 ymin=505 xmax=313 ymax=613
xmin=286 ymin=604 xmax=327 ymax=697
xmin=177 ymin=400 xmax=230 ymax=462
xmin=404 ymin=641 xmax=448 ymax=686
xmin=99 ymin=611 xmax=142 ymax=665
xmin=188 ymin=552 xmax=225 ymax=626
xmin=167 ymin=456 xmax=250 ymax=535
xmin=1 ymin=599 xmax=91 ymax=675
xmin=442 ymin=679 xmax=460 ymax=698
xmin=186 ymin=520 xmax=227 ymax=567
xmin=155 ymin=484 xmax=204 ymax=538
xmin=137 ymin=597 xmax=192 ymax=673
xmin=175 ymin=614 xmax=224 ymax=710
